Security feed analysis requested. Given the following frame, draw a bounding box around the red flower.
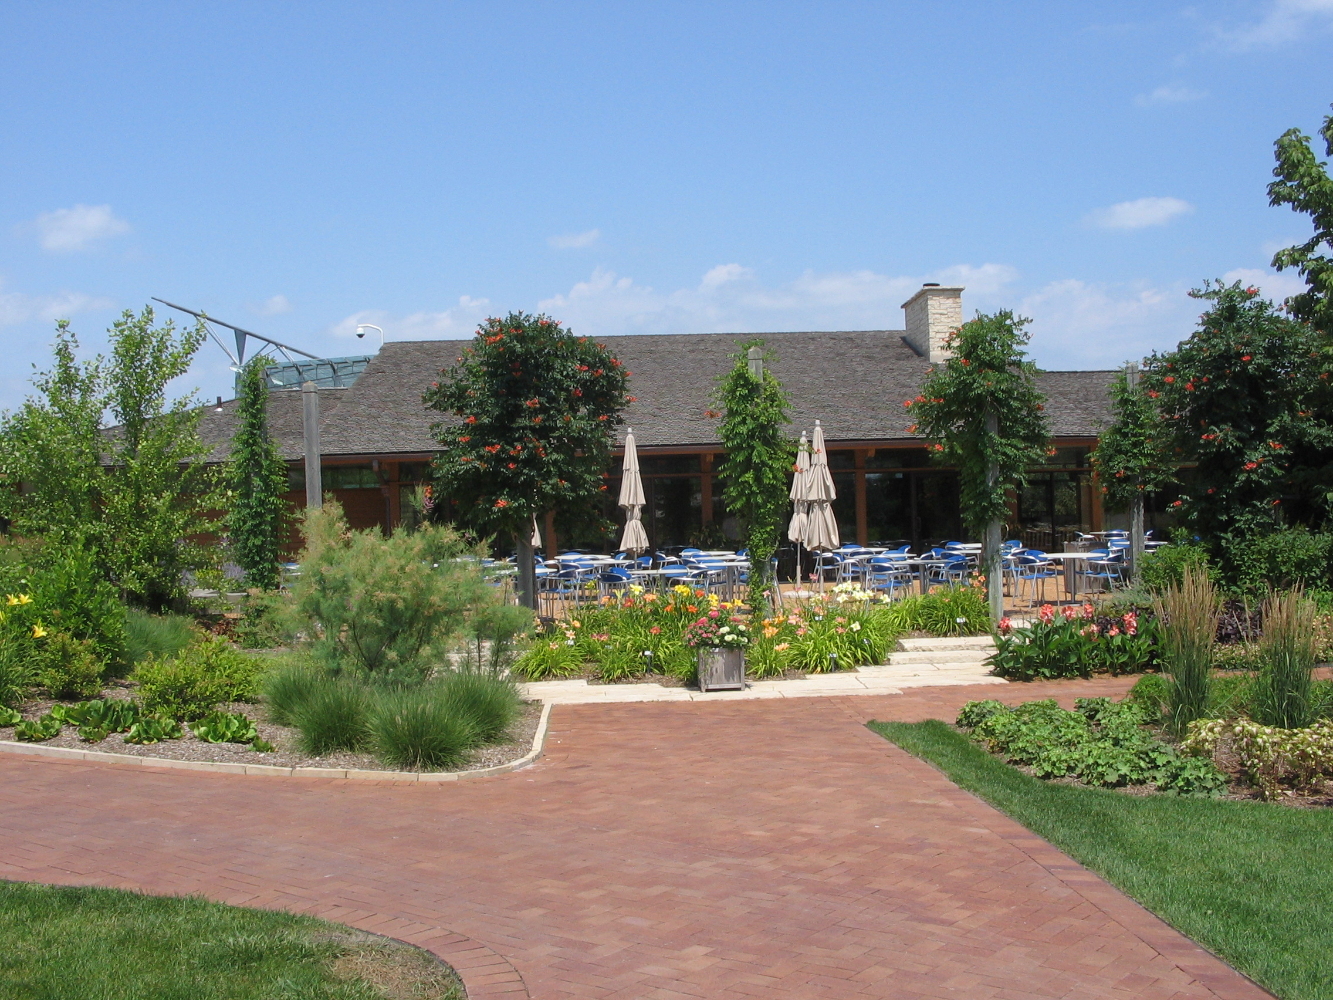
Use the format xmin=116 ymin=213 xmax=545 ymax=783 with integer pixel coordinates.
xmin=1244 ymin=462 xmax=1258 ymax=470
xmin=458 ymin=435 xmax=471 ymax=442
xmin=485 ymin=444 xmax=501 ymax=453
xmin=494 ymin=499 xmax=509 ymax=508
xmin=507 ymin=462 xmax=517 ymax=469
xmin=903 ymin=399 xmax=912 ymax=408
xmin=465 ymin=415 xmax=477 ymax=424
xmin=1148 ymin=390 xmax=1159 ymax=398
xmin=1164 ymin=376 xmax=1175 ymax=383
xmin=1171 ymin=500 xmax=1183 ymax=507
xmin=932 ymin=443 xmax=944 ymax=452
xmin=1241 ymin=355 xmax=1252 ymax=361
xmin=526 ymin=398 xmax=540 ymax=407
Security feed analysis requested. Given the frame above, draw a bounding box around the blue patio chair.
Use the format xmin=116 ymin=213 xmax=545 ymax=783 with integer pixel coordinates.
xmin=1015 ymin=552 xmax=1059 ymax=606
xmin=1085 ymin=549 xmax=1125 ymax=591
xmin=867 ymin=557 xmax=914 ymax=598
xmin=598 ymin=567 xmax=633 ymax=596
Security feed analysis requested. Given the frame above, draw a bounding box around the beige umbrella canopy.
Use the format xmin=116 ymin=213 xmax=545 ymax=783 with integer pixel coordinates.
xmin=802 ymin=420 xmax=840 ymax=554
xmin=617 ymin=428 xmax=650 ymax=555
xmin=530 ymin=514 xmax=542 ymax=550
xmin=787 ymin=431 xmax=811 ymax=544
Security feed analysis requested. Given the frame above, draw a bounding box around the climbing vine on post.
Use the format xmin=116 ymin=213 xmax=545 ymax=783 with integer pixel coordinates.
xmin=423 ymin=312 xmax=632 ymax=609
xmin=1091 ymin=364 xmax=1175 ymax=579
xmin=715 ymin=341 xmax=794 ymax=602
xmin=906 ymin=311 xmax=1050 ymax=621
xmin=226 ymin=358 xmax=290 ymax=589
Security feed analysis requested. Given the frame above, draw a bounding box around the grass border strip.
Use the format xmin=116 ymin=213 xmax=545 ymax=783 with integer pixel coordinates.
xmin=0 ymin=700 xmax=552 ymax=783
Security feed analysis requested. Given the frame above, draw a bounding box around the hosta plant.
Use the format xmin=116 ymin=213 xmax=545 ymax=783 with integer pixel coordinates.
xmin=0 ymin=705 xmax=21 ymax=726
xmin=123 ymin=717 xmax=183 ymax=744
xmin=1183 ymin=717 xmax=1333 ymax=800
xmin=14 ymin=715 xmax=62 ymax=742
xmin=190 ymin=710 xmax=259 ymax=744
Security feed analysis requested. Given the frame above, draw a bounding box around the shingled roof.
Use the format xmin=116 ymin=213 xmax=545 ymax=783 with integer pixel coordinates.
xmin=196 ymin=330 xmax=1115 ymax=461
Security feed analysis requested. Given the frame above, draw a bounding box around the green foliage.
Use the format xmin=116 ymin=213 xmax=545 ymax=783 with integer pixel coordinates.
xmin=0 ymin=308 xmax=222 ymax=609
xmin=262 ymin=657 xmax=324 ymax=726
xmin=1092 ymin=368 xmax=1176 ymax=511
xmin=291 ymin=676 xmax=371 ymax=754
xmin=913 ymin=584 xmax=991 ymax=635
xmin=226 ymin=357 xmax=289 ymax=590
xmin=132 ymin=637 xmax=263 ymax=721
xmin=906 ymin=310 xmax=1050 ymax=534
xmin=1156 ymin=565 xmax=1219 ymax=736
xmin=290 ymin=504 xmax=489 ymax=681
xmin=50 ymin=698 xmax=140 ymax=742
xmin=14 ymin=536 xmax=129 ymax=673
xmin=989 ymin=605 xmax=1153 ymax=680
xmin=965 ymin=697 xmax=1226 ymax=794
xmin=123 ymin=716 xmax=183 ymax=743
xmin=1125 ymin=673 xmax=1170 ymax=714
xmin=14 ymin=714 xmax=62 ymax=741
xmin=1253 ymin=589 xmax=1318 ymax=729
xmin=1138 ymin=537 xmax=1211 ymax=593
xmin=125 ymin=608 xmax=198 ymax=664
xmin=955 ymin=699 xmax=1008 ymax=728
xmin=424 ymin=310 xmax=632 ymax=543
xmin=513 ymin=630 xmax=583 ymax=679
xmin=459 ymin=602 xmax=534 ymax=674
xmin=1227 ymin=527 xmax=1333 ymax=594
xmin=873 ymin=719 xmax=1333 ymax=1000
xmin=1143 ymin=282 xmax=1333 ymax=564
xmin=1268 ymin=103 xmax=1333 ymax=337
xmin=35 ymin=631 xmax=104 ymax=699
xmin=366 ymin=685 xmax=480 ymax=770
xmin=191 ymin=710 xmax=259 ymax=744
xmin=714 ymin=341 xmax=794 ymax=594
xmin=0 ymin=705 xmax=20 ymax=726
xmin=437 ymin=670 xmax=520 ymax=743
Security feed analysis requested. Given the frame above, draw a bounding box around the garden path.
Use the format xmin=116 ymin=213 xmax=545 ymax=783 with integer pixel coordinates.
xmin=0 ymin=677 xmax=1271 ymax=1000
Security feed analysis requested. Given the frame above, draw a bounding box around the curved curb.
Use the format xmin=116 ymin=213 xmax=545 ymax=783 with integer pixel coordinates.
xmin=0 ymin=701 xmax=551 ymax=784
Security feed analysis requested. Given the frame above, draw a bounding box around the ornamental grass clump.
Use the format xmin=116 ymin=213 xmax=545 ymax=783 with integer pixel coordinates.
xmin=437 ymin=671 xmax=520 ymax=744
xmin=290 ymin=676 xmax=371 ymax=755
xmin=1253 ymin=588 xmax=1318 ymax=729
xmin=1155 ymin=565 xmax=1219 ymax=736
xmin=366 ymin=685 xmax=479 ymax=770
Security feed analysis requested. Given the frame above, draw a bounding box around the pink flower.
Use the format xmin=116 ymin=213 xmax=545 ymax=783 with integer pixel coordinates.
xmin=997 ymin=617 xmax=1013 ymax=634
xmin=708 ymin=609 xmax=719 ymax=618
xmin=1062 ymin=605 xmax=1077 ymax=621
xmin=1082 ymin=603 xmax=1095 ymax=620
xmin=1038 ymin=604 xmax=1055 ymax=624
xmin=1108 ymin=626 xmax=1121 ymax=637
xmin=649 ymin=625 xmax=661 ymax=635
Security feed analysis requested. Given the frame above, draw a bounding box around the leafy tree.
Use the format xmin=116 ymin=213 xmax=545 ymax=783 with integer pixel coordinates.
xmin=715 ymin=342 xmax=794 ymax=600
xmin=1142 ymin=281 xmax=1333 ymax=573
xmin=0 ymin=307 xmax=219 ymax=609
xmin=906 ymin=311 xmax=1050 ymax=619
xmin=1269 ymin=103 xmax=1333 ymax=337
xmin=423 ymin=312 xmax=632 ymax=607
xmin=226 ymin=357 xmax=289 ymax=589
xmin=1091 ymin=365 xmax=1176 ymax=578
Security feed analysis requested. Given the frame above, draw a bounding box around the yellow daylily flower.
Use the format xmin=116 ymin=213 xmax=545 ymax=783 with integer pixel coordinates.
xmin=31 ymin=625 xmax=47 ymax=638
xmin=5 ymin=595 xmax=17 ymax=606
xmin=16 ymin=594 xmax=31 ymax=605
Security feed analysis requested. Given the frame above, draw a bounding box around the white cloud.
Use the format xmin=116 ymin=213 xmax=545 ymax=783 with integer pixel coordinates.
xmin=26 ymin=204 xmax=131 ymax=252
xmin=0 ymin=280 xmax=114 ymax=328
xmin=1018 ymin=279 xmax=1197 ymax=369
xmin=1086 ymin=196 xmax=1194 ymax=230
xmin=547 ymin=228 xmax=601 ymax=249
xmin=536 ymin=262 xmax=1020 ymax=337
xmin=1135 ymin=84 xmax=1207 ymax=106
xmin=1215 ymin=0 xmax=1333 ymax=49
xmin=324 ymin=295 xmax=492 ymax=345
xmin=252 ymin=294 xmax=293 ymax=316
xmin=1221 ymin=267 xmax=1309 ymax=303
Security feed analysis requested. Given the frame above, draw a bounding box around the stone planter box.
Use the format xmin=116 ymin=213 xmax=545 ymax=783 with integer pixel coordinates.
xmin=697 ymin=647 xmax=745 ymax=692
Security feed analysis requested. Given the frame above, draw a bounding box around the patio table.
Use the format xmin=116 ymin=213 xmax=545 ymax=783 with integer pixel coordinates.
xmin=1043 ymin=552 xmax=1096 ymax=598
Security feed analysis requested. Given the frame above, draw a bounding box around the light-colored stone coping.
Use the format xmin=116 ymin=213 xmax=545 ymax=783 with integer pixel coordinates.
xmin=0 ymin=701 xmax=552 ymax=783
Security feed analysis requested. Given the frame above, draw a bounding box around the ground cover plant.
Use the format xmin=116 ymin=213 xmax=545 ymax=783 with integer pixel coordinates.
xmin=870 ymin=717 xmax=1333 ymax=1000
xmin=0 ymin=880 xmax=463 ymax=999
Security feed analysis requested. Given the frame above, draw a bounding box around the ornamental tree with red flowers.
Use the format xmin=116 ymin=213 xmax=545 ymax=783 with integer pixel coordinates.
xmin=423 ymin=311 xmax=632 ymax=607
xmin=1141 ymin=281 xmax=1333 ymax=566
xmin=907 ymin=310 xmax=1049 ymax=620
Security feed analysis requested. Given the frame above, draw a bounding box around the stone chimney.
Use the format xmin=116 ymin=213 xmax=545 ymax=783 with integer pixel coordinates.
xmin=901 ymin=283 xmax=963 ymax=363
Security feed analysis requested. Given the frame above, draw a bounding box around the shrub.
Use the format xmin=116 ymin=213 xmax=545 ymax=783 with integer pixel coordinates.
xmin=133 ymin=638 xmax=263 ymax=721
xmin=1184 ymin=717 xmax=1333 ymax=799
xmin=0 ymin=641 xmax=35 ymax=708
xmin=36 ymin=632 xmax=104 ymax=700
xmin=437 ymin=671 xmax=521 ymax=743
xmin=955 ymin=699 xmax=1008 ymax=728
xmin=125 ymin=609 xmax=197 ymax=664
xmin=459 ymin=603 xmax=534 ymax=675
xmin=1139 ymin=540 xmax=1211 ymax=594
xmin=290 ymin=505 xmax=490 ymax=682
xmin=22 ymin=538 xmax=129 ymax=674
xmin=1253 ymin=589 xmax=1318 ymax=729
xmin=262 ymin=658 xmax=324 ymax=726
xmin=366 ymin=685 xmax=478 ymax=770
xmin=1226 ymin=529 xmax=1333 ymax=595
xmin=232 ymin=592 xmax=292 ymax=650
xmin=1155 ymin=565 xmax=1219 ymax=736
xmin=1125 ymin=674 xmax=1169 ymax=715
xmin=291 ymin=676 xmax=370 ymax=754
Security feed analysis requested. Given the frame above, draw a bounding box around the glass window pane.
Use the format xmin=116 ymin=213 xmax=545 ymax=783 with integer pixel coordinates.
xmin=866 ymin=472 xmax=912 ymax=545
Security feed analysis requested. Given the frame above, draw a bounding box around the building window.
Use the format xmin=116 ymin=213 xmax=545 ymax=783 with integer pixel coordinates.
xmin=322 ymin=465 xmax=380 ymax=490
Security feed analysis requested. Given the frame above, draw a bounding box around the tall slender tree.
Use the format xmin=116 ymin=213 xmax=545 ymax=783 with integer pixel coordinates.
xmin=715 ymin=341 xmax=794 ymax=601
xmin=1268 ymin=103 xmax=1333 ymax=337
xmin=906 ymin=311 xmax=1050 ymax=621
xmin=226 ymin=358 xmax=289 ymax=589
xmin=423 ymin=312 xmax=632 ymax=609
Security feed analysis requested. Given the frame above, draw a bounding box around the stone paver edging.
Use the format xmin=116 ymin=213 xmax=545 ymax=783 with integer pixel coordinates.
xmin=0 ymin=701 xmax=551 ymax=783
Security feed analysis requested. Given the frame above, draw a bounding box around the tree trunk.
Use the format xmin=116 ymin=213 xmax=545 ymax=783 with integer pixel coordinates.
xmin=984 ymin=409 xmax=1004 ymax=622
xmin=515 ymin=533 xmax=538 ymax=611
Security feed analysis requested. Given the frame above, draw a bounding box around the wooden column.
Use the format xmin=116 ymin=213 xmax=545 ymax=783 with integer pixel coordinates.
xmin=544 ymin=511 xmax=558 ymax=557
xmin=700 ymin=452 xmax=714 ymax=522
xmin=854 ymin=449 xmax=868 ymax=546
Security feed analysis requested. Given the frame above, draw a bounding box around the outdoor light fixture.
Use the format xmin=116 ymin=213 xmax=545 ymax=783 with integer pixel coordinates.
xmin=355 ymin=323 xmax=385 ymax=347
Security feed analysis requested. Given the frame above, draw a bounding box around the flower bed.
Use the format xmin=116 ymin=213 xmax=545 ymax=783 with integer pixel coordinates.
xmin=990 ymin=603 xmax=1157 ymax=680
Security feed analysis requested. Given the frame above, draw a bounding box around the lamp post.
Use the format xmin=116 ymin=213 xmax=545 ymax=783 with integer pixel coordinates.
xmin=356 ymin=323 xmax=385 ymax=349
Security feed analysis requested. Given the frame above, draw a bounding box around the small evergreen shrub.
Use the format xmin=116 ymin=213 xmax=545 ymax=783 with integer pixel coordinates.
xmin=366 ymin=685 xmax=478 ymax=770
xmin=133 ymin=637 xmax=263 ymax=721
xmin=36 ymin=632 xmax=104 ymax=700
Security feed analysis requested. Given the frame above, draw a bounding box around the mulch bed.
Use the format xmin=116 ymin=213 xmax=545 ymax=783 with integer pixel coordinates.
xmin=2 ymin=683 xmax=543 ymax=774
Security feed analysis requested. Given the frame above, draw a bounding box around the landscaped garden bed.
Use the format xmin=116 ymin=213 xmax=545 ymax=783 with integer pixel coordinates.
xmin=1 ymin=881 xmax=464 ymax=999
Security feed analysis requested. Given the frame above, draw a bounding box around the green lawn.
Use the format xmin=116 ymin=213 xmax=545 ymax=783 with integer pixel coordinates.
xmin=0 ymin=881 xmax=462 ymax=1000
xmin=868 ymin=719 xmax=1333 ymax=1000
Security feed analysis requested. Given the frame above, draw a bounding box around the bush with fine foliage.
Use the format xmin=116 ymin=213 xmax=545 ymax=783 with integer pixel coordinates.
xmin=124 ymin=609 xmax=197 ymax=665
xmin=36 ymin=632 xmax=104 ymax=700
xmin=366 ymin=685 xmax=479 ymax=770
xmin=438 ymin=671 xmax=521 ymax=744
xmin=290 ymin=505 xmax=490 ymax=682
xmin=132 ymin=637 xmax=263 ymax=721
xmin=290 ymin=675 xmax=371 ymax=754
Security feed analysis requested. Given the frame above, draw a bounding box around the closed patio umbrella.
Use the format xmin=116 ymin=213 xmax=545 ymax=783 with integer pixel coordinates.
xmin=803 ymin=420 xmax=840 ymax=587
xmin=787 ymin=432 xmax=811 ymax=592
xmin=617 ymin=428 xmax=650 ymax=555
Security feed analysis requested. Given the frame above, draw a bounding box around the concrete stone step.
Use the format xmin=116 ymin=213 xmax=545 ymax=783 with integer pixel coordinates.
xmin=888 ymin=649 xmax=993 ymax=665
xmin=896 ymin=635 xmax=995 ymax=652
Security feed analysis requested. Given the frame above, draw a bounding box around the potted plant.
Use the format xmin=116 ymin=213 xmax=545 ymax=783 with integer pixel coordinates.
xmin=684 ymin=606 xmax=752 ymax=691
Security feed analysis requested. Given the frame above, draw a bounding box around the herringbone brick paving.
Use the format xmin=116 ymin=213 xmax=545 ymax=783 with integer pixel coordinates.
xmin=0 ymin=678 xmax=1272 ymax=999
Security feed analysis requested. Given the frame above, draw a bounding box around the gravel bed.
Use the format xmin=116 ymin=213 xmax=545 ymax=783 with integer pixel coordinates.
xmin=2 ymin=693 xmax=544 ymax=774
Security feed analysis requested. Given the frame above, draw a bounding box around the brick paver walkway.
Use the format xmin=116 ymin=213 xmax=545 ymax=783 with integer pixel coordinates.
xmin=0 ymin=678 xmax=1270 ymax=1000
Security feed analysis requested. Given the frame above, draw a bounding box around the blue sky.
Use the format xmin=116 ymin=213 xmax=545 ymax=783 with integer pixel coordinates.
xmin=1 ymin=1 xmax=1331 ymax=410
